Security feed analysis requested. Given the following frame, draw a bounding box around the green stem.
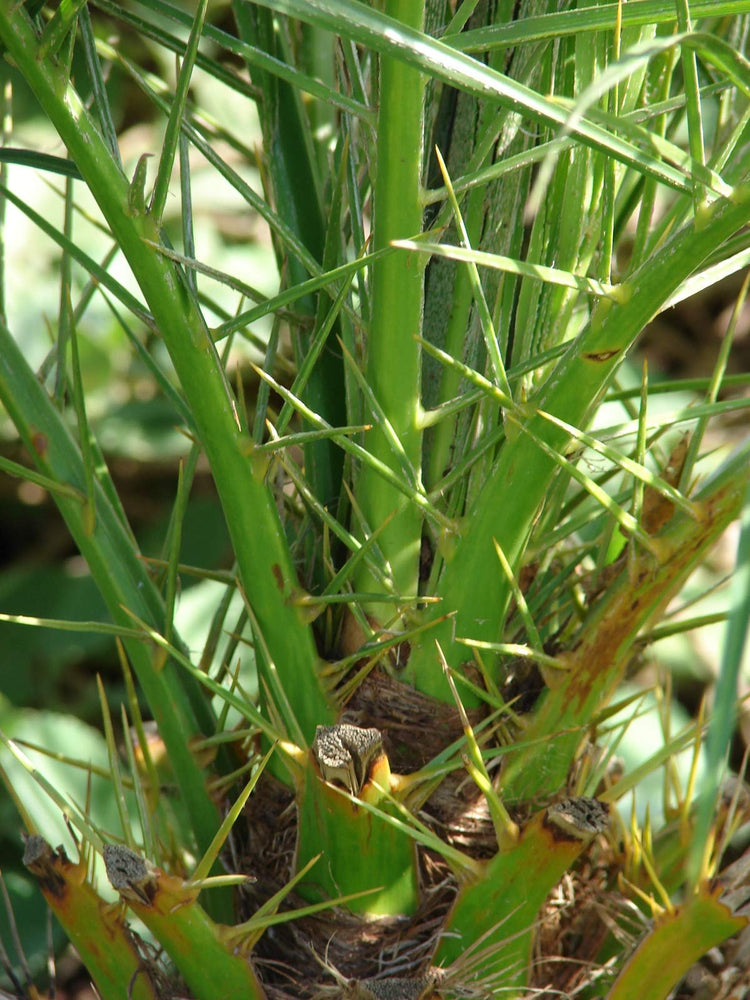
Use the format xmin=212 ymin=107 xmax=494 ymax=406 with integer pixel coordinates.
xmin=0 ymin=8 xmax=332 ymax=746
xmin=354 ymin=0 xmax=426 ymax=616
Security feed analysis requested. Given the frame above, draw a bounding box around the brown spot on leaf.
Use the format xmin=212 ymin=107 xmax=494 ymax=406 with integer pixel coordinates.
xmin=271 ymin=563 xmax=284 ymax=591
xmin=642 ymin=432 xmax=690 ymax=534
xmin=582 ymin=349 xmax=621 ymax=363
xmin=31 ymin=430 xmax=48 ymax=456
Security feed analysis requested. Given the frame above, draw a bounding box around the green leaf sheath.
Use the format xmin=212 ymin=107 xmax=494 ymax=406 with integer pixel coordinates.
xmin=500 ymin=451 xmax=750 ymax=800
xmin=296 ymin=766 xmax=418 ymax=917
xmin=23 ymin=838 xmax=161 ymax=1000
xmin=607 ymin=888 xmax=748 ymax=1000
xmin=435 ymin=806 xmax=595 ymax=986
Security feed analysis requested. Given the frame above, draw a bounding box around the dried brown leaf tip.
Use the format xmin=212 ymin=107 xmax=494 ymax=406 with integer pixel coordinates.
xmin=103 ymin=844 xmax=158 ymax=906
xmin=545 ymin=797 xmax=610 ymax=842
xmin=344 ymin=971 xmax=443 ymax=1000
xmin=312 ymin=723 xmax=384 ymax=796
xmin=23 ymin=834 xmax=70 ymax=897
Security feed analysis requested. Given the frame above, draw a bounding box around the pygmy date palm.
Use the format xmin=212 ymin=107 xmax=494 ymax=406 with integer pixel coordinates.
xmin=1 ymin=1 xmax=750 ymax=999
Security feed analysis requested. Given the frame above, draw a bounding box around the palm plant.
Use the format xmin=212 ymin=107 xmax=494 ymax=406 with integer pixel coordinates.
xmin=1 ymin=0 xmax=750 ymax=997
